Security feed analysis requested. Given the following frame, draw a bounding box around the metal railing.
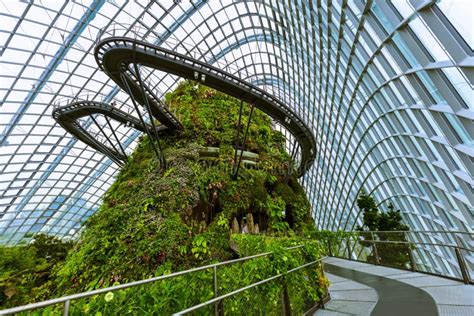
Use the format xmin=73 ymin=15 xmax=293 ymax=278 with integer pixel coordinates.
xmin=320 ymin=230 xmax=473 ymax=284
xmin=0 ymin=245 xmax=326 ymax=315
xmin=173 ymin=258 xmax=325 ymax=315
xmin=53 ymin=93 xmax=138 ymax=115
xmin=96 ymin=24 xmax=245 ymax=76
xmin=53 ymin=92 xmax=113 ymax=110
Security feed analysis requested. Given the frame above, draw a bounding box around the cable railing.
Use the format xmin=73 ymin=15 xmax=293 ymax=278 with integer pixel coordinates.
xmin=54 ymin=95 xmax=151 ymax=122
xmin=0 ymin=245 xmax=327 ymax=315
xmin=317 ymin=230 xmax=473 ymax=284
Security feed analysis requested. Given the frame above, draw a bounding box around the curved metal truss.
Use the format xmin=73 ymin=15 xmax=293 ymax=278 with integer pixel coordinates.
xmin=0 ymin=1 xmax=472 ymax=276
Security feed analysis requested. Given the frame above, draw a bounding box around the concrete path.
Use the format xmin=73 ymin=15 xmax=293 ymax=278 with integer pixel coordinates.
xmin=316 ymin=257 xmax=474 ymax=316
xmin=314 ymin=272 xmax=378 ymax=315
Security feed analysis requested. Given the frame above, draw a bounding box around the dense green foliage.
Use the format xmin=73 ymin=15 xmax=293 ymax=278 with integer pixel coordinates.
xmin=356 ymin=190 xmax=411 ymax=268
xmin=0 ymin=235 xmax=73 ymax=308
xmin=40 ymin=235 xmax=326 ymax=315
xmin=1 ymin=81 xmax=324 ymax=313
xmin=52 ymin=81 xmax=315 ymax=293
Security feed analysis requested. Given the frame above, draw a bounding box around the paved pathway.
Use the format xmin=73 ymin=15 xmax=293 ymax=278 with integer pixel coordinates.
xmin=314 ymin=272 xmax=378 ymax=315
xmin=315 ymin=257 xmax=474 ymax=316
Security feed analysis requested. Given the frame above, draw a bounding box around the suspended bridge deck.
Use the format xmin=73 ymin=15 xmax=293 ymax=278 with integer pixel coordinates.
xmin=94 ymin=35 xmax=317 ymax=176
xmin=316 ymin=257 xmax=474 ymax=316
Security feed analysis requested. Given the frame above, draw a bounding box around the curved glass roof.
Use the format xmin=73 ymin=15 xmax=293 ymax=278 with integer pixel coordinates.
xmin=0 ymin=0 xmax=472 ymax=275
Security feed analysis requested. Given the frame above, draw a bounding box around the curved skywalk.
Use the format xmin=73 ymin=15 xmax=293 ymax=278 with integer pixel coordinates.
xmin=52 ymin=99 xmax=169 ymax=166
xmin=94 ymin=33 xmax=316 ymax=176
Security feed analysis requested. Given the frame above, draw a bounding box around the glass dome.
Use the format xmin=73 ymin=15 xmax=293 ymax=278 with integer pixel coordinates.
xmin=0 ymin=0 xmax=472 ymax=276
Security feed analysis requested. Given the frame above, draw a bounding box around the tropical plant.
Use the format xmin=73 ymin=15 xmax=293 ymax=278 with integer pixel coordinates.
xmin=0 ymin=234 xmax=73 ymax=308
xmin=356 ymin=191 xmax=411 ymax=268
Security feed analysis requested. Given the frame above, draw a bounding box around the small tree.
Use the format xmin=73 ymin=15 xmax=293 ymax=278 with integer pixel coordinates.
xmin=357 ymin=190 xmax=379 ymax=231
xmin=356 ymin=192 xmax=411 ymax=269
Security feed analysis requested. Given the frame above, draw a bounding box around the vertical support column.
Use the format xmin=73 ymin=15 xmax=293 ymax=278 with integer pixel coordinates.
xmin=133 ymin=63 xmax=166 ymax=168
xmin=232 ymin=104 xmax=254 ymax=180
xmin=454 ymin=246 xmax=470 ymax=284
xmin=319 ymin=262 xmax=326 ymax=309
xmin=282 ymin=283 xmax=292 ymax=316
xmin=284 ymin=139 xmax=298 ymax=184
xmin=104 ymin=115 xmax=127 ymax=158
xmin=119 ymin=72 xmax=162 ymax=167
xmin=408 ymin=249 xmax=417 ymax=272
xmin=90 ymin=115 xmax=122 ymax=159
xmin=232 ymin=100 xmax=244 ymax=177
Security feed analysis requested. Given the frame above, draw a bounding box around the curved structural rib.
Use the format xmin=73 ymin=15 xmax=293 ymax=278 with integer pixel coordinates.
xmin=94 ymin=36 xmax=316 ymax=176
xmin=53 ymin=100 xmax=168 ymax=165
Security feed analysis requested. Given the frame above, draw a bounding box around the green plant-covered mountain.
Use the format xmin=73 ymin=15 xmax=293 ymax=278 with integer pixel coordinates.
xmin=1 ymin=81 xmax=326 ymax=313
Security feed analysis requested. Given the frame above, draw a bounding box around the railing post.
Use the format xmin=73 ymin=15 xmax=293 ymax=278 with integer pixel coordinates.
xmin=281 ymin=283 xmax=292 ymax=316
xmin=454 ymin=246 xmax=470 ymax=284
xmin=327 ymin=239 xmax=332 ymax=257
xmin=408 ymin=249 xmax=417 ymax=272
xmin=63 ymin=299 xmax=70 ymax=316
xmin=406 ymin=232 xmax=417 ymax=272
xmin=346 ymin=237 xmax=351 ymax=259
xmin=319 ymin=263 xmax=326 ymax=310
xmin=371 ymin=232 xmax=380 ymax=265
xmin=213 ymin=266 xmax=218 ymax=316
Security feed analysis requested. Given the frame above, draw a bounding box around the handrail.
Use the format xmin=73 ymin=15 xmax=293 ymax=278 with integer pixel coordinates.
xmin=97 ymin=24 xmax=246 ymax=76
xmin=173 ymin=257 xmax=327 ymax=315
xmin=53 ymin=94 xmax=137 ymax=114
xmin=321 ymin=230 xmax=473 ymax=284
xmin=355 ymin=238 xmax=473 ymax=252
xmin=353 ymin=230 xmax=473 ymax=235
xmin=0 ymin=245 xmax=304 ymax=315
xmin=347 ymin=230 xmax=473 ymax=251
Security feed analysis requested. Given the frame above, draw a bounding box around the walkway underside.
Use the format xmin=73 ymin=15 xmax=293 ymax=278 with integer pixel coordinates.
xmin=53 ymin=101 xmax=169 ymax=165
xmin=318 ymin=257 xmax=474 ymax=316
xmin=94 ymin=37 xmax=317 ymax=176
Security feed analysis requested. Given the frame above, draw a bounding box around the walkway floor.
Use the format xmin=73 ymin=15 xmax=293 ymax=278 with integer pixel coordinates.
xmin=316 ymin=257 xmax=474 ymax=316
xmin=314 ymin=272 xmax=378 ymax=315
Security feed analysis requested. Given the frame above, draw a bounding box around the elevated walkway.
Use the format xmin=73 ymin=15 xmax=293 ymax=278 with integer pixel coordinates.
xmin=53 ymin=28 xmax=318 ymax=175
xmin=52 ymin=100 xmax=169 ymax=166
xmin=93 ymin=26 xmax=317 ymax=176
xmin=317 ymin=257 xmax=474 ymax=316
